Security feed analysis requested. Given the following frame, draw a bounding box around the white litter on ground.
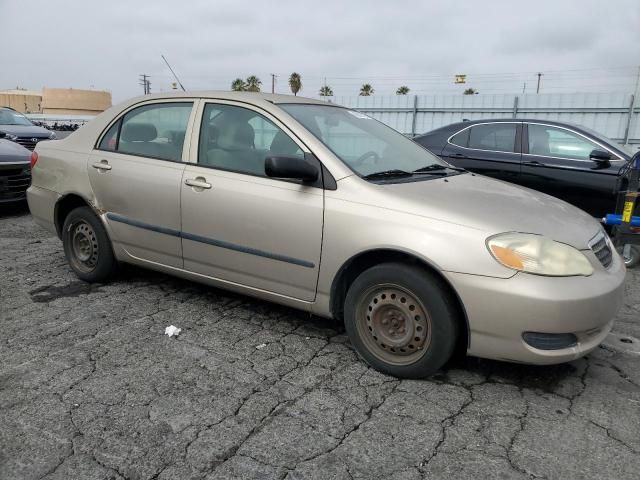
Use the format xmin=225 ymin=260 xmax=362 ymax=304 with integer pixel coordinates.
xmin=165 ymin=325 xmax=182 ymax=337
xmin=255 ymin=343 xmax=267 ymax=350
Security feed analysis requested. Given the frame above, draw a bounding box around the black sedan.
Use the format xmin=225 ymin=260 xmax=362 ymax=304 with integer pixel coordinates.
xmin=414 ymin=119 xmax=632 ymax=219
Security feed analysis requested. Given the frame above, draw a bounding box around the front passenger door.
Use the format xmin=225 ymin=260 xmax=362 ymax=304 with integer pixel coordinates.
xmin=180 ymin=102 xmax=324 ymax=302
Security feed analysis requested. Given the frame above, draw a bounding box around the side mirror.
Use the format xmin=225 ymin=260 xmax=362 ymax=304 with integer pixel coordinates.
xmin=0 ymin=131 xmax=6 ymax=139
xmin=590 ymin=149 xmax=612 ymax=162
xmin=265 ymin=156 xmax=319 ymax=182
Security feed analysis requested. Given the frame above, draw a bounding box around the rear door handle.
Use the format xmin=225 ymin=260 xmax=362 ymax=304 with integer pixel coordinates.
xmin=185 ymin=177 xmax=212 ymax=189
xmin=92 ymin=160 xmax=112 ymax=171
xmin=451 ymin=153 xmax=468 ymax=159
xmin=522 ymin=161 xmax=542 ymax=167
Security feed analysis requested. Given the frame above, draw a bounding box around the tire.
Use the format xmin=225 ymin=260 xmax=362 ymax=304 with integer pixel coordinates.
xmin=617 ymin=244 xmax=640 ymax=268
xmin=62 ymin=206 xmax=118 ymax=282
xmin=344 ymin=262 xmax=459 ymax=378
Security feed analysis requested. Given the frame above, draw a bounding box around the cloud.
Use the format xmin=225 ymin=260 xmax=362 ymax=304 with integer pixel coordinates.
xmin=0 ymin=0 xmax=639 ymax=100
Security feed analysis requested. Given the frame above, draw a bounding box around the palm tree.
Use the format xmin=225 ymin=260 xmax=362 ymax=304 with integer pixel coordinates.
xmin=245 ymin=75 xmax=262 ymax=92
xmin=396 ymin=86 xmax=410 ymax=95
xmin=359 ymin=84 xmax=374 ymax=96
xmin=231 ymin=78 xmax=246 ymax=91
xmin=319 ymin=85 xmax=333 ymax=96
xmin=288 ymin=72 xmax=302 ymax=96
xmin=463 ymin=88 xmax=478 ymax=95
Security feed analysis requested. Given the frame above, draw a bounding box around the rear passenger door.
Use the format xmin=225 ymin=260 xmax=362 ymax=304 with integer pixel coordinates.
xmin=88 ymin=101 xmax=195 ymax=268
xmin=440 ymin=122 xmax=522 ymax=182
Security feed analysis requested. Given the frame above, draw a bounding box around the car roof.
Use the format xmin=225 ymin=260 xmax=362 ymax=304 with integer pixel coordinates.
xmin=122 ymin=91 xmax=332 ymax=106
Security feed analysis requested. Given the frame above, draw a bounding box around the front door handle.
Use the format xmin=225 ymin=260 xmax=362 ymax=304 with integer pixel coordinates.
xmin=522 ymin=161 xmax=542 ymax=167
xmin=92 ymin=160 xmax=112 ymax=171
xmin=185 ymin=177 xmax=212 ymax=190
xmin=451 ymin=153 xmax=468 ymax=159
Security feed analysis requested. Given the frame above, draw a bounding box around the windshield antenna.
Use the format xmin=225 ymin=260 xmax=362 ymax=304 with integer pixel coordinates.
xmin=161 ymin=55 xmax=186 ymax=92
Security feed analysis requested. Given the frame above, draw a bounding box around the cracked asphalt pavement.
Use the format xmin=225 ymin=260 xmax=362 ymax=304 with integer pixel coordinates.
xmin=1 ymin=205 xmax=640 ymax=480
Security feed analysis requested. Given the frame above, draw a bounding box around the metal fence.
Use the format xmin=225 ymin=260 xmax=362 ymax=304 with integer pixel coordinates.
xmin=321 ymin=92 xmax=640 ymax=150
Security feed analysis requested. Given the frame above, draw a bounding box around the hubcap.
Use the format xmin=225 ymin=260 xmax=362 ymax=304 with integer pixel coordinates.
xmin=357 ymin=285 xmax=431 ymax=366
xmin=70 ymin=221 xmax=98 ymax=271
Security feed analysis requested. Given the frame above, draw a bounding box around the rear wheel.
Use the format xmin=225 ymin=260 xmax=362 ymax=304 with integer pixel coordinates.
xmin=344 ymin=263 xmax=459 ymax=378
xmin=62 ymin=206 xmax=117 ymax=282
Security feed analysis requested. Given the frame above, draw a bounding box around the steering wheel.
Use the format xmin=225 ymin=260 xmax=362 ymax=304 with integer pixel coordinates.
xmin=353 ymin=151 xmax=381 ymax=166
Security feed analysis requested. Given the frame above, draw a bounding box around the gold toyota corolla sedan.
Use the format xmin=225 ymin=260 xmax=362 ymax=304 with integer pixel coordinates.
xmin=27 ymin=92 xmax=626 ymax=378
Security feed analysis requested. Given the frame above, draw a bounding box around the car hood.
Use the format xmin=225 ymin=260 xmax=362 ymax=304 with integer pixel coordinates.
xmin=382 ymin=173 xmax=601 ymax=249
xmin=0 ymin=124 xmax=51 ymax=137
xmin=0 ymin=139 xmax=31 ymax=163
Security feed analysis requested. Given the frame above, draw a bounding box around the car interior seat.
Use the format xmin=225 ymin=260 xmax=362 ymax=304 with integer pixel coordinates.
xmin=529 ymin=128 xmax=551 ymax=156
xmin=206 ymin=120 xmax=264 ymax=175
xmin=119 ymin=122 xmax=178 ymax=160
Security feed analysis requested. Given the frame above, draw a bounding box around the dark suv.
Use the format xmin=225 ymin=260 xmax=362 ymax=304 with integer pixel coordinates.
xmin=414 ymin=119 xmax=632 ymax=219
xmin=0 ymin=107 xmax=56 ymax=150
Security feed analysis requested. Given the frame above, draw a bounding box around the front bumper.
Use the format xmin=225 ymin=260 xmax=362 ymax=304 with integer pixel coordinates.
xmin=445 ymin=250 xmax=626 ymax=365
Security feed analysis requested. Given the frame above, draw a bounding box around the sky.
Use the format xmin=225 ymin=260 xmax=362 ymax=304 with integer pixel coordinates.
xmin=1 ymin=0 xmax=639 ymax=102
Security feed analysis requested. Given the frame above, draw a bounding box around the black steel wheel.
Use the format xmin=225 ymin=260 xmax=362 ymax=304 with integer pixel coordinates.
xmin=62 ymin=206 xmax=117 ymax=282
xmin=344 ymin=262 xmax=460 ymax=378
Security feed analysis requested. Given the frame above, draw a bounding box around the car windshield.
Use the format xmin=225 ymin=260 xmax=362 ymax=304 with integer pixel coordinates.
xmin=0 ymin=109 xmax=33 ymax=126
xmin=280 ymin=104 xmax=448 ymax=177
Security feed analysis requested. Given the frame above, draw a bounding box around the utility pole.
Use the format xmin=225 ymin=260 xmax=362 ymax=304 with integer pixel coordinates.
xmin=522 ymin=82 xmax=526 ymax=94
xmin=536 ymin=72 xmax=543 ymax=94
xmin=139 ymin=74 xmax=150 ymax=94
xmin=271 ymin=74 xmax=277 ymax=94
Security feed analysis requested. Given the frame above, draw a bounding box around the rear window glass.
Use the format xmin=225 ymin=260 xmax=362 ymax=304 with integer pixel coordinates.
xmin=450 ymin=128 xmax=470 ymax=147
xmin=468 ymin=123 xmax=516 ymax=153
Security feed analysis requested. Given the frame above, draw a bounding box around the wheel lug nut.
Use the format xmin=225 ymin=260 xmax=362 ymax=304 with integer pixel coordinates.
xmin=389 ymin=328 xmax=396 ymax=334
xmin=382 ymin=319 xmax=389 ymax=325
xmin=398 ymin=327 xmax=405 ymax=334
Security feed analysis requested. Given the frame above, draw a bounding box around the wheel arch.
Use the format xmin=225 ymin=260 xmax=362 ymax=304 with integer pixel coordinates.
xmin=330 ymin=248 xmax=470 ymax=351
xmin=54 ymin=193 xmax=95 ymax=238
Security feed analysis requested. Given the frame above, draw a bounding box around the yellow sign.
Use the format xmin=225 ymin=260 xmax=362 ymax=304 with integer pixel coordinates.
xmin=622 ymin=201 xmax=634 ymax=223
xmin=455 ymin=75 xmax=466 ymax=84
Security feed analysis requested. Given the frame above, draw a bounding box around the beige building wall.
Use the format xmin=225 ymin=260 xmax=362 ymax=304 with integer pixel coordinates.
xmin=41 ymin=88 xmax=112 ymax=115
xmin=0 ymin=90 xmax=42 ymax=113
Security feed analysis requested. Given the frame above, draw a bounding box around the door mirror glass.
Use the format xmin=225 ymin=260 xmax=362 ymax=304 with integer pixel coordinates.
xmin=265 ymin=156 xmax=319 ymax=182
xmin=0 ymin=131 xmax=6 ymax=139
xmin=589 ymin=149 xmax=612 ymax=161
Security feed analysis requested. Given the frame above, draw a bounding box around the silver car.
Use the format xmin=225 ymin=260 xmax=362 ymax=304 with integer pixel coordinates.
xmin=27 ymin=92 xmax=626 ymax=378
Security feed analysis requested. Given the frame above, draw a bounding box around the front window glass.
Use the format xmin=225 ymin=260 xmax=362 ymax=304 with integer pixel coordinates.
xmin=0 ymin=109 xmax=33 ymax=126
xmin=280 ymin=104 xmax=446 ymax=177
xmin=468 ymin=123 xmax=516 ymax=153
xmin=528 ymin=124 xmax=600 ymax=161
xmin=117 ymin=102 xmax=193 ymax=161
xmin=199 ymin=103 xmax=303 ymax=177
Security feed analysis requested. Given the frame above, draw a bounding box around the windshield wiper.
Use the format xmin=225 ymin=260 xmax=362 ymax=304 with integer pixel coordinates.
xmin=412 ymin=164 xmax=466 ymax=174
xmin=362 ymin=169 xmax=414 ymax=180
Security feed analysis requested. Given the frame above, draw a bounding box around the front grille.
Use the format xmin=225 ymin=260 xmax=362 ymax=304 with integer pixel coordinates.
xmin=590 ymin=233 xmax=613 ymax=269
xmin=14 ymin=137 xmax=46 ymax=151
xmin=0 ymin=166 xmax=31 ymax=200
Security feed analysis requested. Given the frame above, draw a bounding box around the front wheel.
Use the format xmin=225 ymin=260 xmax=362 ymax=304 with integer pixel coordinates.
xmin=344 ymin=263 xmax=460 ymax=378
xmin=617 ymin=244 xmax=640 ymax=268
xmin=62 ymin=206 xmax=118 ymax=282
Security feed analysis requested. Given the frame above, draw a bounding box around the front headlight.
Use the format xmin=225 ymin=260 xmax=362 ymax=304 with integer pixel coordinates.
xmin=2 ymin=132 xmax=18 ymax=141
xmin=487 ymin=233 xmax=593 ymax=276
